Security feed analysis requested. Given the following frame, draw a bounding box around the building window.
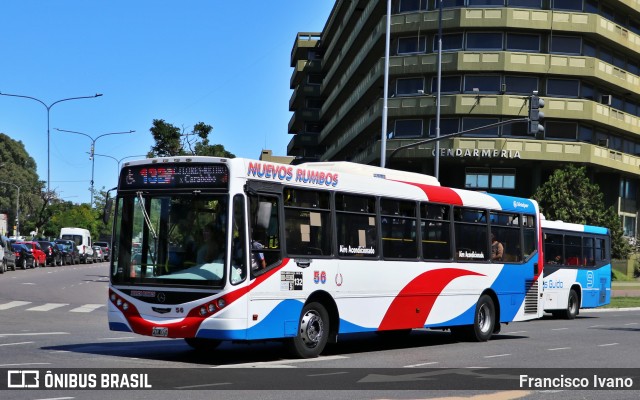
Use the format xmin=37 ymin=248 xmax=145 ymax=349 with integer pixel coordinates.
xmin=308 ymin=74 xmax=323 ymax=85
xmin=502 ymin=120 xmax=529 ymax=137
xmin=504 ymin=76 xmax=538 ymax=95
xmin=440 ymin=33 xmax=464 ymax=51
xmin=465 ymin=168 xmax=490 ymax=189
xmin=578 ymin=125 xmax=593 ymax=143
xmin=506 ymin=33 xmax=541 ymax=52
xmin=545 ymin=121 xmax=578 ymax=140
xmin=398 ymin=36 xmax=427 ymax=54
xmin=429 ymin=118 xmax=460 ymax=136
xmin=432 ymin=75 xmax=461 ymax=93
xmin=553 ymin=0 xmax=583 ymax=11
xmin=507 ymin=0 xmax=541 ymax=8
xmin=396 ymin=77 xmax=425 ymax=96
xmin=620 ymin=178 xmax=637 ymax=200
xmin=622 ymin=215 xmax=637 ymax=238
xmin=305 ymin=98 xmax=323 ymax=109
xmin=468 ymin=0 xmax=504 ymax=7
xmin=491 ymin=169 xmax=516 ymax=189
xmin=399 ymin=0 xmax=424 ymax=12
xmin=464 ymin=75 xmax=501 ymax=93
xmin=462 ymin=118 xmax=500 ymax=136
xmin=550 ymin=36 xmax=582 ymax=55
xmin=441 ymin=0 xmax=465 ymax=8
xmin=546 ymin=79 xmax=580 ymax=97
xmin=466 ymin=32 xmax=503 ymax=50
xmin=394 ymin=119 xmax=423 ymax=138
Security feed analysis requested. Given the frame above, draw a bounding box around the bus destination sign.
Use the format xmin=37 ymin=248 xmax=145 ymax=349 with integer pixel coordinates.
xmin=119 ymin=163 xmax=229 ymax=190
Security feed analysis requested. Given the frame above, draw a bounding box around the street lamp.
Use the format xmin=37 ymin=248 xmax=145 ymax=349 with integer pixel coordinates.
xmin=55 ymin=128 xmax=135 ymax=206
xmin=0 ymin=181 xmax=20 ymax=237
xmin=0 ymin=92 xmax=103 ymax=196
xmin=91 ymin=153 xmax=146 ymax=180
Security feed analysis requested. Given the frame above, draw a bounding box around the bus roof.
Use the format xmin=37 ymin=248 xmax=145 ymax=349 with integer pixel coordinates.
xmin=541 ymin=217 xmax=609 ymax=235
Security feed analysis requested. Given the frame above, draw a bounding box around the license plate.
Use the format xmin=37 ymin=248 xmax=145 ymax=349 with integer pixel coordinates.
xmin=151 ymin=327 xmax=168 ymax=337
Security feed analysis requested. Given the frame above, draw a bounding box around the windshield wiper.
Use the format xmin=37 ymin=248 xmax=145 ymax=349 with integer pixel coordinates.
xmin=136 ymin=192 xmax=158 ymax=266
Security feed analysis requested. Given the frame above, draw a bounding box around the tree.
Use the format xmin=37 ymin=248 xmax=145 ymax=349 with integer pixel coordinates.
xmin=0 ymin=133 xmax=45 ymax=237
xmin=532 ymin=165 xmax=632 ymax=259
xmin=147 ymin=119 xmax=234 ymax=158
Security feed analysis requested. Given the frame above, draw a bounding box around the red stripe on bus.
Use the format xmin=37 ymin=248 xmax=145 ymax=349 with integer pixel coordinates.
xmin=378 ymin=268 xmax=483 ymax=331
xmin=394 ymin=181 xmax=463 ymax=205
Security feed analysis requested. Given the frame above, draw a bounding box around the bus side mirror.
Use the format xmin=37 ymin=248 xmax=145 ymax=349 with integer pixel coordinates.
xmin=256 ymin=201 xmax=272 ymax=229
xmin=103 ymin=197 xmax=114 ymax=225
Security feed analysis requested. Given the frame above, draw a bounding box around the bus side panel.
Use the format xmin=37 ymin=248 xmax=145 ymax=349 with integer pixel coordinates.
xmin=196 ymin=295 xmax=251 ymax=340
xmin=576 ymin=264 xmax=611 ymax=308
xmin=543 ymin=268 xmax=578 ymax=311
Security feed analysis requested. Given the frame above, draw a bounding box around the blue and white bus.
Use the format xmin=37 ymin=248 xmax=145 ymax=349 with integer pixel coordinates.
xmin=541 ymin=218 xmax=611 ymax=319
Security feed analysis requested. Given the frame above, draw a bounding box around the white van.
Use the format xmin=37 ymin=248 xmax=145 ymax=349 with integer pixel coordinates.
xmin=60 ymin=227 xmax=94 ymax=263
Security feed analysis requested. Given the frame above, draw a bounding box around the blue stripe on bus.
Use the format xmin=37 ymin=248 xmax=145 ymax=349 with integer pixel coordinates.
xmin=484 ymin=193 xmax=536 ymax=213
xmin=109 ymin=322 xmax=132 ymax=332
xmin=583 ymin=225 xmax=608 ymax=235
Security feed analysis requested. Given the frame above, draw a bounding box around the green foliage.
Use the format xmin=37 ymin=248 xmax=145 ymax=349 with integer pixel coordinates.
xmin=532 ymin=165 xmax=632 ymax=259
xmin=0 ymin=133 xmax=45 ymax=236
xmin=147 ymin=119 xmax=235 ymax=158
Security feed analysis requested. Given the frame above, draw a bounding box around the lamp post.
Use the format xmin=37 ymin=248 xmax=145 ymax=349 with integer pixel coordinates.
xmin=0 ymin=92 xmax=103 ymax=196
xmin=55 ymin=128 xmax=135 ymax=206
xmin=91 ymin=153 xmax=146 ymax=180
xmin=0 ymin=181 xmax=20 ymax=237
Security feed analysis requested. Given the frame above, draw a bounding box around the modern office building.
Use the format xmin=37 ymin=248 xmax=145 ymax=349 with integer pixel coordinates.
xmin=287 ymin=0 xmax=640 ymax=239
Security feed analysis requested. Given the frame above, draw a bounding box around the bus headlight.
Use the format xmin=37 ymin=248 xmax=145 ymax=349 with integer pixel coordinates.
xmin=217 ymin=298 xmax=227 ymax=309
xmin=200 ymin=307 xmax=207 ymax=316
xmin=207 ymin=304 xmax=216 ymax=313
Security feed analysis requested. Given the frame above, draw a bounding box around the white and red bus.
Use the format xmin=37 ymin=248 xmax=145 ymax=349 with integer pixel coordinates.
xmin=108 ymin=157 xmax=543 ymax=358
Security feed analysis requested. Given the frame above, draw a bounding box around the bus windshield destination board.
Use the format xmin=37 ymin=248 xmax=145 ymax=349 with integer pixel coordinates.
xmin=119 ymin=163 xmax=229 ymax=190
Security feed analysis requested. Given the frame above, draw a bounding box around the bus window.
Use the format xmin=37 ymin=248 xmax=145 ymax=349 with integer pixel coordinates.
xmin=490 ymin=212 xmax=521 ymax=262
xmin=544 ymin=233 xmax=564 ymax=265
xmin=336 ymin=193 xmax=378 ymax=258
xmin=454 ymin=207 xmax=489 ymax=261
xmin=421 ymin=203 xmax=451 ymax=260
xmin=283 ymin=188 xmax=331 ymax=256
xmin=522 ymin=215 xmax=536 ymax=260
xmin=583 ymin=237 xmax=595 ymax=266
xmin=230 ymin=194 xmax=247 ymax=284
xmin=249 ymin=194 xmax=281 ymax=273
xmin=565 ymin=235 xmax=581 ymax=266
xmin=381 ymin=198 xmax=417 ymax=259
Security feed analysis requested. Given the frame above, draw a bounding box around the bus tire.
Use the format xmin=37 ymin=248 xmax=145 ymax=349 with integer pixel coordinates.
xmin=561 ymin=289 xmax=579 ymax=320
xmin=471 ymin=295 xmax=495 ymax=342
xmin=184 ymin=338 xmax=222 ymax=351
xmin=288 ymin=302 xmax=329 ymax=359
xmin=453 ymin=295 xmax=495 ymax=342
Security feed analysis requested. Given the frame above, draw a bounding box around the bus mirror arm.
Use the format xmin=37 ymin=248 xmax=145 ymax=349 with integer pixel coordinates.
xmin=295 ymin=258 xmax=311 ymax=268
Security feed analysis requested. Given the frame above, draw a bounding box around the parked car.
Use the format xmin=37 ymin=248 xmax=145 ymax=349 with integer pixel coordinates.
xmin=1 ymin=236 xmax=17 ymax=273
xmin=93 ymin=241 xmax=111 ymax=261
xmin=12 ymin=243 xmax=35 ymax=270
xmin=55 ymin=239 xmax=80 ymax=264
xmin=92 ymin=246 xmax=104 ymax=263
xmin=55 ymin=243 xmax=72 ymax=265
xmin=37 ymin=240 xmax=63 ymax=266
xmin=18 ymin=241 xmax=46 ymax=267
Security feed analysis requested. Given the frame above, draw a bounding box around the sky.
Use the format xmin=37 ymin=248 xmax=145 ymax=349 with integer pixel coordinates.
xmin=0 ymin=1 xmax=334 ymax=204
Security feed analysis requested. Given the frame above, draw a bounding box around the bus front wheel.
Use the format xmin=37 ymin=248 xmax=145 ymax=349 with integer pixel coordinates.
xmin=288 ymin=302 xmax=329 ymax=359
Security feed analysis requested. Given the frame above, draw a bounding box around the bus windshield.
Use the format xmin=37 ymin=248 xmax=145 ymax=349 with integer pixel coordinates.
xmin=111 ymin=193 xmax=229 ymax=288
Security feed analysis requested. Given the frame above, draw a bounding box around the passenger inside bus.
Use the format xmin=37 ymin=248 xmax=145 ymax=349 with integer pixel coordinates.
xmin=196 ymin=223 xmax=224 ymax=264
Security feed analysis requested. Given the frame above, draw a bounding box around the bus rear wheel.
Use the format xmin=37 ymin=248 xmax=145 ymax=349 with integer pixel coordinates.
xmin=287 ymin=302 xmax=329 ymax=359
xmin=560 ymin=289 xmax=579 ymax=320
xmin=451 ymin=295 xmax=495 ymax=342
xmin=184 ymin=338 xmax=222 ymax=351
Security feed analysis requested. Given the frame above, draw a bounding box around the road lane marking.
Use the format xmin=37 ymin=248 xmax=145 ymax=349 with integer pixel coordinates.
xmin=598 ymin=343 xmax=619 ymax=347
xmin=69 ymin=304 xmax=104 ymax=313
xmin=505 ymin=330 xmax=527 ymax=334
xmin=551 ymin=328 xmax=569 ymax=331
xmin=0 ymin=301 xmax=32 ymax=310
xmin=404 ymin=362 xmax=439 ymax=367
xmin=484 ymin=354 xmax=511 ymax=358
xmin=27 ymin=303 xmax=69 ymax=311
xmin=547 ymin=347 xmax=571 ymax=351
xmin=0 ymin=342 xmax=34 ymax=346
xmin=212 ymin=355 xmax=348 ymax=368
xmin=0 ymin=363 xmax=51 ymax=367
xmin=0 ymin=332 xmax=69 ymax=337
